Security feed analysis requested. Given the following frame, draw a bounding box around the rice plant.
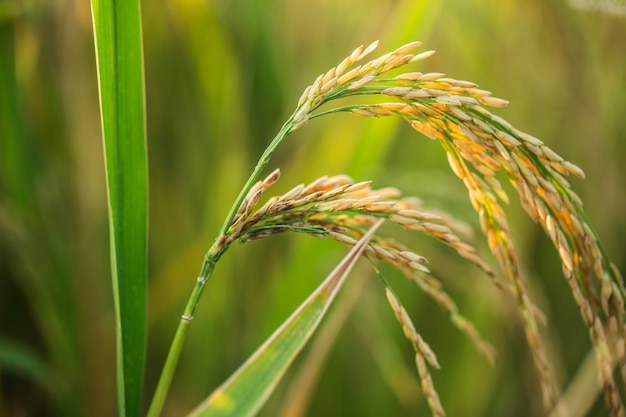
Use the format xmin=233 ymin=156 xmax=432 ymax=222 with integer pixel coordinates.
xmin=142 ymin=41 xmax=625 ymax=416
xmin=3 ymin=1 xmax=625 ymax=416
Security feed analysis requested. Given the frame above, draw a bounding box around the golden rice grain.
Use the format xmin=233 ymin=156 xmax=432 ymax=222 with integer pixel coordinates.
xmin=358 ymin=40 xmax=380 ymax=61
xmin=480 ymin=96 xmax=510 ymax=108
xmin=347 ymin=75 xmax=376 ymax=90
xmin=336 ymin=65 xmax=363 ymax=85
xmin=418 ymin=72 xmax=445 ymax=81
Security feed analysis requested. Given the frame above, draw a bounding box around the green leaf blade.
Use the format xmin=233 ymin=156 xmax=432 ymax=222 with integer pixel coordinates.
xmin=90 ymin=1 xmax=148 ymax=416
xmin=188 ymin=220 xmax=384 ymax=417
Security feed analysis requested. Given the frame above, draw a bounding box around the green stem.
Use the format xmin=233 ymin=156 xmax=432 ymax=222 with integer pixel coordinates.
xmin=213 ymin=114 xmax=296 ymax=241
xmin=146 ymin=257 xmax=217 ymax=417
xmin=146 ymin=113 xmax=297 ymax=417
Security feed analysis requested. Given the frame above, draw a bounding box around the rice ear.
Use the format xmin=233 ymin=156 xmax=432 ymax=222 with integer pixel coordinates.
xmin=227 ymin=40 xmax=625 ymax=416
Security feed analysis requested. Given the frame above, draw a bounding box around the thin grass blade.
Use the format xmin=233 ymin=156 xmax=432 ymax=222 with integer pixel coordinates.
xmin=90 ymin=1 xmax=148 ymax=416
xmin=187 ymin=219 xmax=384 ymax=417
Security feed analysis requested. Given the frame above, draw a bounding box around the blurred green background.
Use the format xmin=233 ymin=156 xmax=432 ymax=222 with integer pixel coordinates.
xmin=1 ymin=0 xmax=625 ymax=416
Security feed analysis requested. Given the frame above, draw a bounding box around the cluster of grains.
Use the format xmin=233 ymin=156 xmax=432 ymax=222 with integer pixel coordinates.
xmin=406 ymin=70 xmax=626 ymax=417
xmin=225 ymin=169 xmax=500 ymax=417
xmin=291 ymin=40 xmax=435 ymax=131
xmin=385 ymin=288 xmax=444 ymax=417
xmin=294 ymin=40 xmax=626 ymax=415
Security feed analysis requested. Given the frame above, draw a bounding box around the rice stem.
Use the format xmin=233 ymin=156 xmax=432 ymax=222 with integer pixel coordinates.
xmin=147 ymin=114 xmax=298 ymax=417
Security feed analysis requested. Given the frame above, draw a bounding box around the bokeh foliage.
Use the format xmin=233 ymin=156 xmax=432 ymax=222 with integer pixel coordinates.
xmin=1 ymin=0 xmax=625 ymax=416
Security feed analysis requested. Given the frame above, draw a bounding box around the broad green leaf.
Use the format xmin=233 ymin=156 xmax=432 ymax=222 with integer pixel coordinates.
xmin=188 ymin=219 xmax=384 ymax=417
xmin=90 ymin=1 xmax=148 ymax=416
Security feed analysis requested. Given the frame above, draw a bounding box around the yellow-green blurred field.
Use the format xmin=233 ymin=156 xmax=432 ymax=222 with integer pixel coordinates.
xmin=1 ymin=0 xmax=625 ymax=416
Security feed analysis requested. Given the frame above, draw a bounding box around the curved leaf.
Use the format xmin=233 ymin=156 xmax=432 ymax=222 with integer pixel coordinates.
xmin=188 ymin=219 xmax=383 ymax=417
